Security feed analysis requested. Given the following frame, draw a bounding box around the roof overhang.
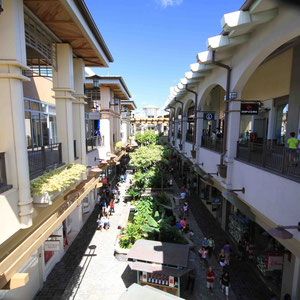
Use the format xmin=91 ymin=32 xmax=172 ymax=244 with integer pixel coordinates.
xmin=24 ymin=0 xmax=113 ymax=67
xmin=121 ymin=100 xmax=137 ymax=111
xmin=86 ymin=75 xmax=131 ymax=100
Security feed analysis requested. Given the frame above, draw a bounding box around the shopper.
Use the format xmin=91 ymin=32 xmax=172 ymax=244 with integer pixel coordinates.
xmin=202 ymin=237 xmax=209 ymax=252
xmin=198 ymin=246 xmax=208 ymax=268
xmin=218 ymin=249 xmax=226 ymax=270
xmin=180 ymin=218 xmax=187 ymax=229
xmin=223 ymin=241 xmax=231 ymax=265
xmin=124 ymin=173 xmax=127 ymax=182
xmin=183 ymin=201 xmax=189 ymax=216
xmin=220 ymin=271 xmax=230 ymax=300
xmin=208 ymin=236 xmax=215 ymax=258
xmin=109 ymin=200 xmax=115 ymax=215
xmin=96 ymin=214 xmax=103 ymax=231
xmin=287 ymin=132 xmax=298 ymax=165
xmin=206 ymin=266 xmax=215 ymax=293
xmin=102 ymin=214 xmax=109 ymax=231
xmin=180 ymin=190 xmax=186 ymax=201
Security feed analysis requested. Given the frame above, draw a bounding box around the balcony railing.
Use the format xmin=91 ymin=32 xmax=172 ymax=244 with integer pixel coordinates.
xmin=236 ymin=142 xmax=300 ymax=181
xmin=186 ymin=132 xmax=194 ymax=143
xmin=28 ymin=143 xmax=63 ymax=179
xmin=201 ymin=136 xmax=223 ymax=153
xmin=0 ymin=152 xmax=12 ymax=193
xmin=86 ymin=136 xmax=101 ymax=153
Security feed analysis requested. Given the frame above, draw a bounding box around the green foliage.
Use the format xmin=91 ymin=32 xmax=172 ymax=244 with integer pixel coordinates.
xmin=125 ymin=188 xmax=140 ymax=199
xmin=135 ymin=130 xmax=159 ymax=146
xmin=156 ymin=193 xmax=170 ymax=206
xmin=114 ymin=141 xmax=124 ymax=151
xmin=30 ymin=164 xmax=86 ymax=196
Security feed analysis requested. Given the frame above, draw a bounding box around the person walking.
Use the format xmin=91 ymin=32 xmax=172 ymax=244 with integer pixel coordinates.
xmin=287 ymin=132 xmax=299 ymax=165
xmin=220 ymin=271 xmax=230 ymax=300
xmin=208 ymin=236 xmax=215 ymax=258
xmin=202 ymin=237 xmax=209 ymax=252
xmin=96 ymin=214 xmax=103 ymax=231
xmin=183 ymin=201 xmax=189 ymax=216
xmin=109 ymin=200 xmax=115 ymax=215
xmin=198 ymin=246 xmax=208 ymax=269
xmin=206 ymin=266 xmax=215 ymax=294
xmin=218 ymin=249 xmax=226 ymax=270
xmin=223 ymin=241 xmax=232 ymax=265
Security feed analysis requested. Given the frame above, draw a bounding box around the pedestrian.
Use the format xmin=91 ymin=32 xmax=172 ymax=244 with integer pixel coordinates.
xmin=223 ymin=241 xmax=231 ymax=265
xmin=109 ymin=200 xmax=115 ymax=215
xmin=185 ymin=268 xmax=196 ymax=293
xmin=198 ymin=246 xmax=208 ymax=268
xmin=101 ymin=200 xmax=106 ymax=213
xmin=180 ymin=218 xmax=187 ymax=230
xmin=183 ymin=201 xmax=189 ymax=216
xmin=218 ymin=249 xmax=226 ymax=270
xmin=102 ymin=213 xmax=109 ymax=231
xmin=206 ymin=266 xmax=215 ymax=293
xmin=208 ymin=236 xmax=215 ymax=258
xmin=202 ymin=237 xmax=209 ymax=252
xmin=287 ymin=132 xmax=299 ymax=165
xmin=97 ymin=193 xmax=101 ymax=205
xmin=180 ymin=190 xmax=186 ymax=201
xmin=220 ymin=271 xmax=230 ymax=300
xmin=123 ymin=173 xmax=127 ymax=182
xmin=176 ymin=220 xmax=182 ymax=230
xmin=96 ymin=214 xmax=103 ymax=231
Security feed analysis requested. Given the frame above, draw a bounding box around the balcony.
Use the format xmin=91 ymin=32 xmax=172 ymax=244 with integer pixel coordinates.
xmin=186 ymin=132 xmax=194 ymax=143
xmin=236 ymin=142 xmax=300 ymax=181
xmin=0 ymin=152 xmax=12 ymax=193
xmin=28 ymin=143 xmax=63 ymax=180
xmin=86 ymin=136 xmax=101 ymax=153
xmin=201 ymin=136 xmax=223 ymax=153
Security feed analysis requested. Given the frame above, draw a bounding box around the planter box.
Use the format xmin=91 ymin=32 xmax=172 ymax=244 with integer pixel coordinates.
xmin=33 ymin=190 xmax=60 ymax=207
xmin=217 ymin=164 xmax=227 ymax=178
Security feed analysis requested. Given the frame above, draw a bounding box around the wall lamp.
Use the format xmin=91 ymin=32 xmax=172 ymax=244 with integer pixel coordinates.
xmin=230 ymin=187 xmax=245 ymax=194
xmin=268 ymin=223 xmax=300 ymax=239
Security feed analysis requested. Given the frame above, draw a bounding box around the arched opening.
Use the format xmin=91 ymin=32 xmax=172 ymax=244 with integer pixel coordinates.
xmin=201 ymin=85 xmax=225 ymax=153
xmin=236 ymin=36 xmax=300 ymax=179
xmin=184 ymin=100 xmax=195 ymax=143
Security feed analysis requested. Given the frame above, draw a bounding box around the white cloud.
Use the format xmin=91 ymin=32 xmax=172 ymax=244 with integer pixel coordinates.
xmin=156 ymin=0 xmax=183 ymax=8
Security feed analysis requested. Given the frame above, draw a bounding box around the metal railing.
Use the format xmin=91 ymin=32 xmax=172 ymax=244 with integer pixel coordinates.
xmin=28 ymin=143 xmax=63 ymax=179
xmin=0 ymin=152 xmax=12 ymax=193
xmin=86 ymin=136 xmax=101 ymax=153
xmin=201 ymin=136 xmax=223 ymax=153
xmin=186 ymin=132 xmax=194 ymax=143
xmin=236 ymin=141 xmax=300 ymax=180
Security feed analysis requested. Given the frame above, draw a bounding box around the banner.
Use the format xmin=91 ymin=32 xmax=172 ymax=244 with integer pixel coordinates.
xmin=266 ymin=253 xmax=283 ymax=270
xmin=241 ymin=103 xmax=259 ymax=115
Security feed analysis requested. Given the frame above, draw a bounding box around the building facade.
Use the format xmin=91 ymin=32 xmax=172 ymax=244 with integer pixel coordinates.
xmin=165 ymin=0 xmax=300 ymax=298
xmin=0 ymin=0 xmax=114 ymax=298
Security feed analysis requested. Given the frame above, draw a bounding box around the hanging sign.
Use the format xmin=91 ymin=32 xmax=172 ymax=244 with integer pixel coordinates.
xmin=44 ymin=240 xmax=61 ymax=251
xmin=204 ymin=113 xmax=215 ymax=121
xmin=241 ymin=103 xmax=259 ymax=115
xmin=266 ymin=253 xmax=283 ymax=270
xmin=88 ymin=112 xmax=100 ymax=120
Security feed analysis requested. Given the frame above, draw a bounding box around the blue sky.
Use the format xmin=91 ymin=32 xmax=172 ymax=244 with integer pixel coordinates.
xmin=86 ymin=0 xmax=243 ymax=112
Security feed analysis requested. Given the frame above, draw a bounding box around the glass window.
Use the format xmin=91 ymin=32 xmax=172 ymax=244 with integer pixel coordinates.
xmin=41 ymin=103 xmax=47 ymax=112
xmin=31 ymin=112 xmax=41 ymax=148
xmin=41 ymin=114 xmax=49 ymax=146
xmin=24 ymin=100 xmax=31 ymax=110
xmin=49 ymin=115 xmax=57 ymax=144
xmin=31 ymin=101 xmax=40 ymax=111
xmin=25 ymin=111 xmax=32 ymax=149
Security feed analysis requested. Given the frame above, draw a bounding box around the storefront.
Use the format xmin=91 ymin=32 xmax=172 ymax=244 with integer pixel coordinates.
xmin=85 ymin=111 xmax=101 ymax=138
xmin=24 ymin=97 xmax=57 ymax=149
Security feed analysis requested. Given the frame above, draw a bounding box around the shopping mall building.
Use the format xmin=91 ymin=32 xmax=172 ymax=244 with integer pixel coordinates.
xmin=0 ymin=0 xmax=134 ymax=299
xmin=165 ymin=0 xmax=300 ymax=298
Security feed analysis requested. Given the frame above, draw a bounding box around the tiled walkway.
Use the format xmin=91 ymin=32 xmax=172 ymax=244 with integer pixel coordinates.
xmin=173 ymin=169 xmax=274 ymax=300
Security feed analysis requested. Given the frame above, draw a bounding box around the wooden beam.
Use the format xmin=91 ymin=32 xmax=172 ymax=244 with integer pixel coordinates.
xmin=2 ymin=273 xmax=29 ymax=290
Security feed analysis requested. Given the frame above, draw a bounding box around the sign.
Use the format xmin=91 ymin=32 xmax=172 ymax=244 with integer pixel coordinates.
xmin=44 ymin=240 xmax=61 ymax=251
xmin=88 ymin=112 xmax=100 ymax=120
xmin=169 ymin=276 xmax=174 ymax=288
xmin=211 ymin=197 xmax=222 ymax=205
xmin=241 ymin=103 xmax=259 ymax=115
xmin=266 ymin=253 xmax=283 ymax=271
xmin=204 ymin=113 xmax=215 ymax=121
xmin=142 ymin=272 xmax=147 ymax=283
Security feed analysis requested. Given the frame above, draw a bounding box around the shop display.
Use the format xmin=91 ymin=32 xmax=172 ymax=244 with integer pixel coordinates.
xmin=228 ymin=214 xmax=249 ymax=242
xmin=145 ymin=273 xmax=176 ymax=287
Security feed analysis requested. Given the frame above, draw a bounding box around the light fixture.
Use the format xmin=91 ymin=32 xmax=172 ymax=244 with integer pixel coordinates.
xmin=268 ymin=223 xmax=300 ymax=240
xmin=230 ymin=187 xmax=245 ymax=194
xmin=93 ymin=78 xmax=99 ymax=88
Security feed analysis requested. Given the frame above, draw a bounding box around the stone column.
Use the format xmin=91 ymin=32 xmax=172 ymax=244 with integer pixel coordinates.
xmin=225 ymin=100 xmax=241 ymax=185
xmin=196 ymin=111 xmax=204 ymax=164
xmin=72 ymin=58 xmax=87 ymax=165
xmin=286 ymin=45 xmax=300 ymax=137
xmin=0 ymin=0 xmax=33 ymax=227
xmin=52 ymin=44 xmax=75 ymax=164
xmin=182 ymin=115 xmax=188 ymax=147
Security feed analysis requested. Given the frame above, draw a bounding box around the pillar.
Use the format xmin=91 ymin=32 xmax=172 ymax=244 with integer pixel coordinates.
xmin=286 ymin=45 xmax=300 ymax=138
xmin=182 ymin=115 xmax=188 ymax=148
xmin=225 ymin=100 xmax=241 ymax=185
xmin=292 ymin=257 xmax=300 ymax=300
xmin=72 ymin=58 xmax=87 ymax=165
xmin=196 ymin=111 xmax=204 ymax=164
xmin=0 ymin=0 xmax=33 ymax=227
xmin=52 ymin=44 xmax=75 ymax=164
xmin=221 ymin=197 xmax=227 ymax=230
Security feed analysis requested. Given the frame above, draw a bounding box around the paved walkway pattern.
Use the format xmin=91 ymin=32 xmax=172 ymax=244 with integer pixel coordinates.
xmin=36 ymin=170 xmax=272 ymax=300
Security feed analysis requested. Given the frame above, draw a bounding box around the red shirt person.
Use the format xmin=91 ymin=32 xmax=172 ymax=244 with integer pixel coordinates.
xmin=206 ymin=266 xmax=215 ymax=291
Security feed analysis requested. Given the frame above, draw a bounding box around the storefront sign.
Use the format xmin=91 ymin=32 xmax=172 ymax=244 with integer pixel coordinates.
xmin=44 ymin=240 xmax=61 ymax=251
xmin=266 ymin=253 xmax=283 ymax=270
xmin=169 ymin=276 xmax=174 ymax=288
xmin=241 ymin=103 xmax=259 ymax=115
xmin=211 ymin=197 xmax=222 ymax=205
xmin=204 ymin=113 xmax=215 ymax=121
xmin=88 ymin=112 xmax=100 ymax=120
